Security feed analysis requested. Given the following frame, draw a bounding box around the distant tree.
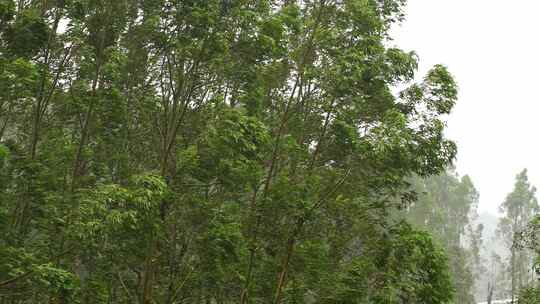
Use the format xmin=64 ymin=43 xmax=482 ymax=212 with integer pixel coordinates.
xmin=514 ymin=214 xmax=540 ymax=303
xmin=486 ymin=252 xmax=511 ymax=302
xmin=406 ymin=170 xmax=483 ymax=304
xmin=498 ymin=169 xmax=540 ymax=302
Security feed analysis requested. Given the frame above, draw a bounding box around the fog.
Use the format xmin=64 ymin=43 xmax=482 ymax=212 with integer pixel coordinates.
xmin=392 ymin=0 xmax=540 ymax=216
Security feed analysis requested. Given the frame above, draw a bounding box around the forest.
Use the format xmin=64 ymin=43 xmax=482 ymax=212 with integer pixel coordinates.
xmin=1 ymin=0 xmax=539 ymax=303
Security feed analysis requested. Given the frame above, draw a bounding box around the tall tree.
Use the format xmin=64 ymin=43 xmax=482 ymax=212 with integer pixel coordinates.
xmin=0 ymin=0 xmax=461 ymax=303
xmin=405 ymin=170 xmax=483 ymax=304
xmin=498 ymin=169 xmax=539 ymax=302
xmin=513 ymin=211 xmax=540 ymax=303
xmin=485 ymin=252 xmax=510 ymax=302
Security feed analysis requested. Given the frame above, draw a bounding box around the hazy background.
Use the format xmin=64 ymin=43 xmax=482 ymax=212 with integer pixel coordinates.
xmin=392 ymin=0 xmax=540 ymax=216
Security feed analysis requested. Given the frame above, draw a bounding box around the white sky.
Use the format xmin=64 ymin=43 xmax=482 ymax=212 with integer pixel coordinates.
xmin=391 ymin=0 xmax=540 ymax=216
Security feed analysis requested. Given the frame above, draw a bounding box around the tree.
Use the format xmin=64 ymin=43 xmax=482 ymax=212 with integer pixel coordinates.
xmin=498 ymin=169 xmax=540 ymax=302
xmin=485 ymin=252 xmax=510 ymax=303
xmin=513 ymin=213 xmax=540 ymax=303
xmin=405 ymin=170 xmax=483 ymax=304
xmin=0 ymin=0 xmax=460 ymax=303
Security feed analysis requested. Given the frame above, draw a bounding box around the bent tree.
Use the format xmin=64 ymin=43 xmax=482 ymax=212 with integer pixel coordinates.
xmin=1 ymin=0 xmax=459 ymax=303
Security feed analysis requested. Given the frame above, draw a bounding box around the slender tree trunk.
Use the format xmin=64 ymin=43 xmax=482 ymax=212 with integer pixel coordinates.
xmin=239 ymin=3 xmax=330 ymax=298
xmin=239 ymin=74 xmax=302 ymax=303
xmin=71 ymin=56 xmax=100 ymax=189
xmin=511 ymin=247 xmax=515 ymax=303
xmin=274 ymin=235 xmax=297 ymax=304
xmin=487 ymin=281 xmax=493 ymax=304
xmin=141 ymin=248 xmax=155 ymax=304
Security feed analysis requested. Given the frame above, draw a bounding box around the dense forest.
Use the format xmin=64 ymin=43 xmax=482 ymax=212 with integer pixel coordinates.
xmin=1 ymin=0 xmax=539 ymax=303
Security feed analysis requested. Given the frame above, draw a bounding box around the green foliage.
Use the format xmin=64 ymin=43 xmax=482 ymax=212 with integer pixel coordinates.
xmin=405 ymin=170 xmax=482 ymax=304
xmin=424 ymin=64 xmax=459 ymax=115
xmin=0 ymin=0 xmax=462 ymax=303
xmin=328 ymin=223 xmax=454 ymax=303
xmin=77 ymin=174 xmax=169 ymax=241
xmin=5 ymin=9 xmax=48 ymax=57
xmin=498 ymin=169 xmax=539 ymax=299
xmin=0 ymin=0 xmax=15 ymax=28
xmin=515 ymin=208 xmax=540 ymax=303
xmin=0 ymin=143 xmax=8 ymax=160
xmin=519 ymin=286 xmax=540 ymax=304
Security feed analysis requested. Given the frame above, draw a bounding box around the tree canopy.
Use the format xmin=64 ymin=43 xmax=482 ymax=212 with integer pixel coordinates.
xmin=0 ymin=0 xmax=462 ymax=303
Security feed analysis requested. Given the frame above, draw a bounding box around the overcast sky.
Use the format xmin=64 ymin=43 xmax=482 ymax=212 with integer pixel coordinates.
xmin=391 ymin=0 xmax=540 ymax=216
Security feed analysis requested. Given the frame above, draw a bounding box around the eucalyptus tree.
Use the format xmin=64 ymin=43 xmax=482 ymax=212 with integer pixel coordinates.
xmin=405 ymin=170 xmax=483 ymax=304
xmin=513 ymin=211 xmax=540 ymax=303
xmin=498 ymin=169 xmax=540 ymax=302
xmin=1 ymin=0 xmax=461 ymax=303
